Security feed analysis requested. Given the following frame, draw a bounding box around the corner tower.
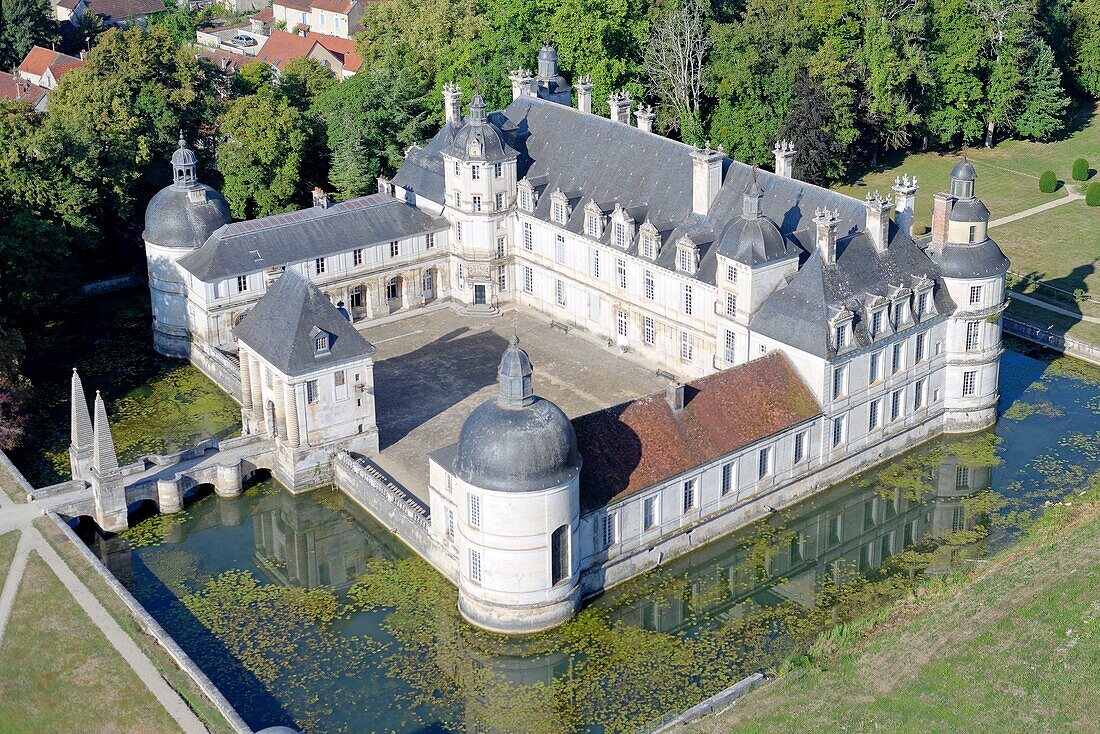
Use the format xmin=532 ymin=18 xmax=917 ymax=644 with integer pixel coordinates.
xmin=144 ymin=134 xmax=232 ymax=358
xmin=928 ymin=159 xmax=1009 ymax=432
xmin=444 ymin=334 xmax=582 ymax=633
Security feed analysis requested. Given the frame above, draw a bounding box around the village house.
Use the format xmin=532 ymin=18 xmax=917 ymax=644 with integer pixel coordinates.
xmin=270 ymin=0 xmax=364 ymax=39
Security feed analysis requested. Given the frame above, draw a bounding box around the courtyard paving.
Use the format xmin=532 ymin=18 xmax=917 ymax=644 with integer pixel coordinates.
xmin=361 ymin=306 xmax=669 ymax=498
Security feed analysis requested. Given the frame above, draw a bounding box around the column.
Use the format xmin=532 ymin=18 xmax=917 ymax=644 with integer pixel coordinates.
xmin=239 ymin=352 xmax=253 ymax=410
xmin=283 ymin=381 xmax=301 ymax=448
xmin=248 ymin=355 xmax=263 ymax=414
xmin=272 ymin=377 xmax=286 ymax=440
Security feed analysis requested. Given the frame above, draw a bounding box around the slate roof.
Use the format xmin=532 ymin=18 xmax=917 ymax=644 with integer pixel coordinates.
xmin=573 ymin=352 xmax=822 ymax=511
xmin=178 ymin=193 xmax=447 ymax=281
xmin=233 ymin=269 xmax=375 ymax=376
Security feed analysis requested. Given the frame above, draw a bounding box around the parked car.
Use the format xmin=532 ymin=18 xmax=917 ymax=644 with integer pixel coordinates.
xmin=231 ymin=35 xmax=257 ymax=47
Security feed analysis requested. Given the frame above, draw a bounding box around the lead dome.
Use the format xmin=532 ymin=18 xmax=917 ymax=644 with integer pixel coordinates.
xmin=144 ymin=135 xmax=231 ymax=249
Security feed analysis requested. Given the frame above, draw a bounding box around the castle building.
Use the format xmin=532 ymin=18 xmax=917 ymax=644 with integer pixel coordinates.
xmin=142 ymin=46 xmax=1008 ymax=633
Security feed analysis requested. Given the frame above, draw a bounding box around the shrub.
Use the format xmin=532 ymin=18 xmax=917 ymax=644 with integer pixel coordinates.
xmin=1087 ymin=182 xmax=1100 ymax=207
xmin=1039 ymin=170 xmax=1058 ymax=193
xmin=1071 ymin=158 xmax=1089 ymax=181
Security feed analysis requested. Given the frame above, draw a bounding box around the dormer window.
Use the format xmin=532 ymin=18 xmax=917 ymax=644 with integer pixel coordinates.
xmin=676 ymin=236 xmax=698 ymax=275
xmin=584 ymin=201 xmax=603 ymax=238
xmin=871 ymin=309 xmax=884 ymax=338
xmin=518 ymin=179 xmax=536 ymax=212
xmin=639 ymin=220 xmax=660 ymax=260
xmin=550 ymin=190 xmax=569 ymax=225
xmin=893 ymin=299 xmax=909 ymax=327
xmin=835 ymin=324 xmax=847 ymax=347
xmin=553 ymin=202 xmax=565 ymax=223
xmin=311 ymin=327 xmax=331 ymax=355
xmin=830 ymin=309 xmax=854 ymax=351
xmin=610 ymin=204 xmax=634 ymax=249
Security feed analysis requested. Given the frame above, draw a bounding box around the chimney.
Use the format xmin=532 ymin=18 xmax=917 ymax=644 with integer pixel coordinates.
xmin=79 ymin=49 xmax=87 ymax=61
xmin=865 ymin=191 xmax=892 ymax=253
xmin=892 ymin=174 xmax=918 ymax=238
xmin=689 ymin=142 xmax=723 ymax=215
xmin=376 ymin=176 xmax=392 ymax=196
xmin=930 ymin=192 xmax=952 ymax=246
xmin=442 ymin=81 xmax=462 ymax=125
xmin=508 ymin=68 xmax=533 ymax=101
xmin=635 ymin=104 xmax=655 ymax=133
xmin=608 ymin=91 xmax=631 ymax=124
xmin=813 ymin=207 xmax=840 ymax=267
xmin=773 ymin=139 xmax=796 ymax=178
xmin=312 ymin=187 xmax=329 ymax=208
xmin=665 ymin=381 xmax=685 ymax=412
xmin=575 ymin=76 xmax=593 ymax=114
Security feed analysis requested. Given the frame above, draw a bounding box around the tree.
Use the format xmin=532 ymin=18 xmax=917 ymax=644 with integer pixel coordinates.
xmin=235 ymin=61 xmax=274 ymax=95
xmin=1015 ymin=41 xmax=1070 ymax=139
xmin=151 ymin=2 xmax=198 ymax=48
xmin=1069 ymin=0 xmax=1100 ymax=96
xmin=779 ymin=67 xmax=846 ymax=185
xmin=280 ymin=58 xmax=337 ymax=112
xmin=643 ymin=0 xmax=712 ymax=142
xmin=926 ymin=0 xmax=986 ymax=145
xmin=218 ymin=87 xmax=311 ymax=218
xmin=74 ymin=11 xmax=106 ymax=51
xmin=0 ymin=0 xmax=57 ymax=69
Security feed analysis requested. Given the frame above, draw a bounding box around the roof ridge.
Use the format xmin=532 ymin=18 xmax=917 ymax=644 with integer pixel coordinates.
xmin=218 ymin=194 xmax=390 ymax=239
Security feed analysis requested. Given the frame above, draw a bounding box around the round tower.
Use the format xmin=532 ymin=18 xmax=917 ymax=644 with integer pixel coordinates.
xmin=451 ymin=335 xmax=582 ymax=634
xmin=930 ymin=159 xmax=1009 ymax=432
xmin=143 ymin=134 xmax=232 ymax=357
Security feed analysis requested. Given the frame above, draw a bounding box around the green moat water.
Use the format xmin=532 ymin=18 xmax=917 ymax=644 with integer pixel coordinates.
xmin=70 ymin=342 xmax=1100 ymax=734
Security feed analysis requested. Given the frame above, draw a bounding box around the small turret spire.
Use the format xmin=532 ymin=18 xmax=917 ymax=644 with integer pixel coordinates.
xmin=743 ymin=166 xmax=764 ymax=219
xmin=70 ymin=368 xmax=93 ymax=452
xmin=92 ymin=391 xmax=119 ymax=473
xmin=497 ymin=332 xmax=535 ymax=409
xmin=171 ymin=132 xmax=199 ymax=189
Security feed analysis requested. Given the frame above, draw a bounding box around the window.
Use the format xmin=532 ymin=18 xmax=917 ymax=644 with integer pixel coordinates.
xmin=678 ymin=249 xmax=691 ymax=272
xmin=914 ymin=377 xmax=926 ymax=410
xmin=903 ymin=520 xmax=915 ymax=548
xmin=965 ymin=321 xmax=981 ymax=351
xmin=389 ymin=240 xmax=399 ymax=258
xmin=334 ymin=370 xmax=345 ymax=388
xmin=917 ymin=291 xmax=928 ymax=318
xmin=426 ymin=233 xmax=435 ymax=249
xmin=794 ymin=431 xmax=806 ymax=463
xmin=551 ymin=525 xmax=570 ymax=584
xmin=832 ymin=364 xmax=847 ymax=399
xmin=616 ymin=259 xmax=627 ymax=289
xmin=726 ymin=292 xmax=737 ymax=317
xmin=682 ymin=479 xmax=696 ymax=512
xmin=726 ymin=264 xmax=737 ymax=283
xmin=498 ymin=265 xmax=507 ymax=291
xmin=236 ymin=275 xmax=248 ymax=293
xmin=386 ymin=277 xmax=399 ymax=300
xmin=614 ymin=222 xmax=626 ymax=248
xmin=468 ymin=493 xmax=481 ymax=527
xmin=863 ymin=500 xmax=876 ymax=530
xmin=832 ymin=415 xmax=845 ymax=447
xmin=721 ymin=462 xmax=735 ymax=495
xmin=968 ymin=225 xmax=977 ymax=243
xmin=871 ymin=310 xmax=883 ymax=337
xmin=828 ymin=515 xmax=842 ymax=547
xmin=422 ymin=270 xmax=433 ymax=293
xmin=315 ymin=257 xmax=326 ymax=275
xmin=314 ymin=334 xmax=328 ymax=353
xmin=682 ymin=284 xmax=693 ymax=315
xmin=457 ymin=264 xmax=465 ymax=288
xmin=456 ymin=221 xmax=463 ymax=242
xmin=586 ymin=214 xmax=598 ymax=237
xmin=962 ymin=370 xmax=977 ymax=397
xmin=956 ymin=465 xmax=971 ymax=490
xmin=616 ymin=309 xmax=628 ymax=338
xmin=523 ymin=222 xmax=533 ymax=250
xmin=553 ymin=202 xmax=565 ymax=224
xmin=469 ymin=549 xmax=482 ymax=583
xmin=555 ymin=235 xmax=565 ymax=263
xmin=644 ymin=316 xmax=655 ymax=345
xmin=601 ymin=512 xmax=618 ymax=548
xmin=892 ymin=342 xmax=903 ymax=374
xmin=724 ymin=330 xmax=736 ymax=363
xmin=472 ymin=195 xmax=482 ymax=212
xmin=891 ymin=389 xmax=903 ymax=421
xmin=644 ymin=270 xmax=655 ymax=300
xmin=353 ymin=248 xmax=363 ymax=266
xmin=591 ymin=248 xmax=601 ymax=278
xmin=680 ymin=331 xmax=693 ymax=361
xmin=758 ymin=446 xmax=772 ymax=479
xmin=555 ymin=279 xmax=566 ymax=306
xmin=835 ymin=323 xmax=846 ymax=347
xmin=445 ymin=507 xmax=455 ymax=540
xmin=495 ymin=192 xmax=504 ymax=210
xmin=641 ymin=235 xmax=656 ymax=259
xmin=915 ymin=331 xmax=927 ymax=363
xmin=523 ymin=266 xmax=533 ymax=293
xmin=471 ymin=164 xmax=480 ymax=180
xmin=453 ymin=161 xmax=460 ymax=176
xmin=493 ymin=162 xmax=502 ymax=178
xmin=869 ymin=398 xmax=881 ymax=429
xmin=643 ymin=495 xmax=658 ymax=531
xmin=496 ymin=237 xmax=506 ymax=259
xmin=454 ymin=192 xmax=461 ymax=207
xmin=306 ymin=380 xmax=319 ymax=404
xmin=349 ymin=286 xmax=363 ymax=308
xmin=520 ymin=189 xmax=531 ymax=210
xmin=870 ymin=351 xmax=883 ymax=383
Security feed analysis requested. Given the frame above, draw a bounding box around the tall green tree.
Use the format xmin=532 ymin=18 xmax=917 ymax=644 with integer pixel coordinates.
xmin=779 ymin=68 xmax=847 ymax=185
xmin=0 ymin=0 xmax=57 ymax=69
xmin=1069 ymin=0 xmax=1100 ymax=96
xmin=926 ymin=0 xmax=986 ymax=145
xmin=218 ymin=87 xmax=311 ymax=218
xmin=280 ymin=58 xmax=337 ymax=112
xmin=1016 ymin=41 xmax=1071 ymax=138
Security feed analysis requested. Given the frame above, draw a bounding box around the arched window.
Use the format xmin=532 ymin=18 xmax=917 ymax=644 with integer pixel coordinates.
xmin=386 ymin=277 xmax=400 ymax=300
xmin=551 ymin=525 xmax=570 ymax=585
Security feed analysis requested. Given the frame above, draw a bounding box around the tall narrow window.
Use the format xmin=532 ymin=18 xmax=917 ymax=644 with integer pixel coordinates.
xmin=726 ymin=292 xmax=737 ymax=317
xmin=891 ymin=389 xmax=903 ymax=421
xmin=794 ymin=431 xmax=806 ymax=463
xmin=643 ymin=496 xmax=658 ymax=530
xmin=962 ymin=370 xmax=977 ymax=396
xmin=956 ymin=465 xmax=971 ymax=490
xmin=469 ymin=549 xmax=482 ymax=582
xmin=426 ymin=232 xmax=435 ymax=249
xmin=523 ymin=266 xmax=533 ymax=293
xmin=913 ymin=378 xmax=926 ymax=410
xmin=965 ymin=321 xmax=981 ymax=351
xmin=727 ymin=264 xmax=737 ymax=283
xmin=721 ymin=462 xmax=735 ymax=495
xmin=644 ymin=316 xmax=655 ymax=345
xmin=832 ymin=415 xmax=845 ymax=447
xmin=389 ymin=241 xmax=399 ymax=258
xmin=871 ymin=310 xmax=883 ymax=337
xmin=555 ymin=235 xmax=565 ymax=263
xmin=236 ymin=275 xmax=248 ymax=293
xmin=306 ymin=380 xmax=318 ymax=404
xmin=616 ymin=258 xmax=627 ymax=289
xmin=680 ymin=331 xmax=693 ymax=361
xmin=353 ymin=248 xmax=363 ymax=266
xmin=644 ymin=270 xmax=655 ymax=300
xmin=870 ymin=351 xmax=883 ymax=383
xmin=591 ymin=248 xmax=601 ymax=278
xmin=495 ymin=192 xmax=504 ymax=210
xmin=869 ymin=398 xmax=881 ymax=429
xmin=682 ymin=284 xmax=693 ymax=315
xmin=456 ymin=221 xmax=462 ymax=242
xmin=472 ymin=195 xmax=482 ymax=212
xmin=758 ymin=446 xmax=772 ymax=479
xmin=917 ymin=291 xmax=928 ymax=318
xmin=614 ymin=222 xmax=626 ymax=248
xmin=498 ymin=265 xmax=507 ymax=291
xmin=496 ymin=237 xmax=506 ymax=259
xmin=445 ymin=508 xmax=455 ymax=540
xmin=551 ymin=525 xmax=570 ymax=585
xmin=523 ymin=222 xmax=533 ymax=250
xmin=892 ymin=342 xmax=903 ymax=374
xmin=724 ymin=330 xmax=736 ymax=363
xmin=616 ymin=309 xmax=628 ymax=337
xmin=471 ymin=165 xmax=480 ymax=180
xmin=915 ymin=331 xmax=927 ymax=362
xmin=555 ymin=279 xmax=566 ymax=306
xmin=493 ymin=162 xmax=502 ymax=178
xmin=468 ymin=493 xmax=481 ymax=528
xmin=833 ymin=364 xmax=847 ymax=399
xmin=315 ymin=257 xmax=326 ymax=275
xmin=835 ymin=324 xmax=846 ymax=347
xmin=682 ymin=479 xmax=696 ymax=512
xmin=601 ymin=512 xmax=618 ymax=548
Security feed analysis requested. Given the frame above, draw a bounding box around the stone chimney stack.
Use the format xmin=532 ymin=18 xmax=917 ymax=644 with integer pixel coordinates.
xmin=813 ymin=207 xmax=840 ymax=267
xmin=91 ymin=391 xmax=127 ymax=533
xmin=635 ymin=105 xmax=655 ymax=133
xmin=69 ymin=368 xmax=94 ymax=483
xmin=690 ymin=142 xmax=723 ymax=215
xmin=892 ymin=174 xmax=918 ymax=238
xmin=930 ymin=192 xmax=952 ymax=246
xmin=666 ymin=381 xmax=685 ymax=412
xmin=312 ymin=187 xmax=329 ymax=208
xmin=865 ymin=191 xmax=893 ymax=253
xmin=574 ymin=76 xmax=593 ymax=114
xmin=508 ymin=68 xmax=533 ymax=101
xmin=773 ymin=139 xmax=796 ymax=178
xmin=442 ymin=82 xmax=462 ymax=125
xmin=608 ymin=91 xmax=631 ymax=124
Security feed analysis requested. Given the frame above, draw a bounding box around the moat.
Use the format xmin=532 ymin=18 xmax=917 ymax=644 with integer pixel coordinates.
xmin=73 ymin=343 xmax=1098 ymax=734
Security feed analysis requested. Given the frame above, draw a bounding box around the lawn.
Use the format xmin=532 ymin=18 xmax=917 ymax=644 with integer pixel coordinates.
xmin=691 ymin=483 xmax=1100 ymax=734
xmin=0 ymin=531 xmax=19 ymax=583
xmin=0 ymin=551 xmax=185 ymax=734
xmin=1006 ymin=298 xmax=1100 ymax=352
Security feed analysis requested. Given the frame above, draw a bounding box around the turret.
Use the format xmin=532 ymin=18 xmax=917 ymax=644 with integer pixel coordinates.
xmin=91 ymin=391 xmax=127 ymax=533
xmin=69 ymin=368 xmax=94 ymax=482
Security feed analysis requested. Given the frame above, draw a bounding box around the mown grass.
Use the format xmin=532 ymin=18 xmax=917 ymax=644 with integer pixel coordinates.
xmin=996 ymin=201 xmax=1100 ymax=307
xmin=1006 ymin=297 xmax=1100 ymax=349
xmin=0 ymin=551 xmax=185 ymax=734
xmin=691 ymin=474 xmax=1100 ymax=734
xmin=0 ymin=531 xmax=20 ymax=585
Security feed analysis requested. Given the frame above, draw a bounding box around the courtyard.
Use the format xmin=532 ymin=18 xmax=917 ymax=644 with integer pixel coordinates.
xmin=361 ymin=306 xmax=669 ymax=498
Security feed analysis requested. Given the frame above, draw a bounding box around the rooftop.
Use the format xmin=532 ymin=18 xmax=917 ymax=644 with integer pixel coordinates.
xmin=17 ymin=46 xmax=84 ymax=81
xmin=255 ymin=30 xmax=362 ymax=73
xmin=0 ymin=72 xmax=47 ymax=108
xmin=83 ymin=0 xmax=166 ymax=20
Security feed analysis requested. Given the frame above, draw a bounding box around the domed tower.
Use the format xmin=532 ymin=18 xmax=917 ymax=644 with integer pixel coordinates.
xmin=441 ymin=93 xmax=519 ymax=311
xmin=449 ymin=334 xmax=582 ymax=633
xmin=929 ymin=158 xmax=1009 ymax=432
xmin=534 ymin=44 xmax=572 ymax=105
xmin=144 ymin=134 xmax=232 ymax=357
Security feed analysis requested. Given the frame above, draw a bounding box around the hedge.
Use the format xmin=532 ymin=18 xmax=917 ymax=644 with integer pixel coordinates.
xmin=1087 ymin=182 xmax=1100 ymax=207
xmin=1072 ymin=158 xmax=1089 ymax=181
xmin=1039 ymin=170 xmax=1058 ymax=193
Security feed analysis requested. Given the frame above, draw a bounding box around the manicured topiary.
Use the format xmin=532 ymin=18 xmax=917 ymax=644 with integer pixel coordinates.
xmin=1039 ymin=170 xmax=1058 ymax=193
xmin=1086 ymin=182 xmax=1100 ymax=207
xmin=1072 ymin=158 xmax=1090 ymax=181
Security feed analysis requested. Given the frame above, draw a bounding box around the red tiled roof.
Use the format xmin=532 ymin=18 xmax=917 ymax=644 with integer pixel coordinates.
xmin=256 ymin=30 xmax=362 ymax=73
xmin=195 ymin=47 xmax=252 ymax=74
xmin=84 ymin=0 xmax=166 ymax=21
xmin=249 ymin=6 xmax=273 ymax=22
xmin=56 ymin=0 xmax=83 ymax=9
xmin=574 ymin=352 xmax=822 ymax=510
xmin=0 ymin=72 xmax=48 ymax=108
xmin=17 ymin=47 xmax=84 ymax=80
xmin=275 ymin=0 xmax=355 ymax=13
xmin=311 ymin=32 xmax=361 ymax=72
